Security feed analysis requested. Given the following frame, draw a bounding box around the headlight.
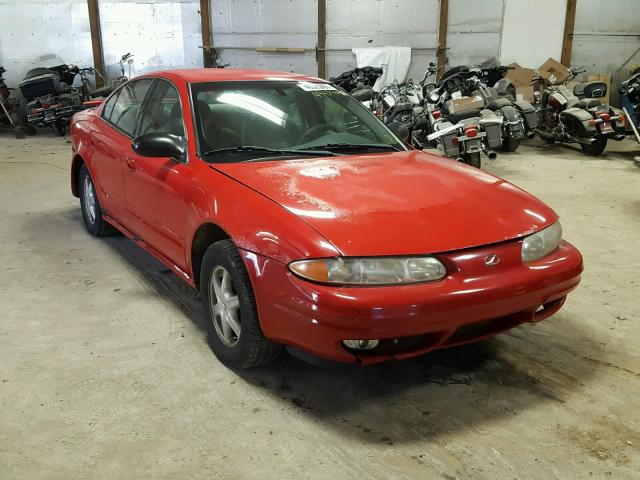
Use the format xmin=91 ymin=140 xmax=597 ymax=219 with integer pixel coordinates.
xmin=521 ymin=222 xmax=562 ymax=262
xmin=289 ymin=256 xmax=446 ymax=285
xmin=429 ymin=91 xmax=440 ymax=103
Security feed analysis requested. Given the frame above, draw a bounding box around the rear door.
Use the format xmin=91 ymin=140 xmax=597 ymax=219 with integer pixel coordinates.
xmin=123 ymin=79 xmax=189 ymax=269
xmin=92 ymin=78 xmax=153 ymax=225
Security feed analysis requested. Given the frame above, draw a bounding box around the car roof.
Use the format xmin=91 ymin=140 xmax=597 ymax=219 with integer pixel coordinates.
xmin=140 ymin=68 xmax=326 ymax=84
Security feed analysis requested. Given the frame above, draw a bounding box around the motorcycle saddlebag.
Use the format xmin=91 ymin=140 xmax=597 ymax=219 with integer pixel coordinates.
xmin=513 ymin=100 xmax=538 ymax=129
xmin=432 ymin=121 xmax=460 ymax=157
xmin=478 ymin=109 xmax=503 ymax=148
xmin=560 ymin=107 xmax=597 ymax=137
xmin=610 ymin=106 xmax=627 ymax=133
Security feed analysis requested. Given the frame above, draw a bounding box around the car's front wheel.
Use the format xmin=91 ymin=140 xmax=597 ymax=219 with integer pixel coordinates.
xmin=200 ymin=240 xmax=282 ymax=369
xmin=79 ymin=164 xmax=116 ymax=236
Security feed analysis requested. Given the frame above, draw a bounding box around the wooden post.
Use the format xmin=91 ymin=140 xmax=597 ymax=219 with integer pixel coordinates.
xmin=317 ymin=0 xmax=326 ymax=78
xmin=561 ymin=0 xmax=577 ymax=66
xmin=200 ymin=0 xmax=214 ymax=67
xmin=87 ymin=0 xmax=105 ymax=87
xmin=436 ymin=0 xmax=449 ymax=81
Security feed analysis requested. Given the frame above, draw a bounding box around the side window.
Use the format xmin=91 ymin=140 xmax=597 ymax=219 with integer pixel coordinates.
xmin=138 ymin=81 xmax=184 ymax=138
xmin=102 ymin=91 xmax=119 ymax=121
xmin=109 ymin=79 xmax=153 ymax=136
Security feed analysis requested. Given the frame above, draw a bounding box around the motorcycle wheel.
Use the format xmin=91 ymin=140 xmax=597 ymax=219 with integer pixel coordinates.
xmin=14 ymin=126 xmax=26 ymax=139
xmin=502 ymin=137 xmax=520 ymax=152
xmin=51 ymin=122 xmax=66 ymax=137
xmin=463 ymin=152 xmax=481 ymax=168
xmin=580 ymin=135 xmax=607 ymax=156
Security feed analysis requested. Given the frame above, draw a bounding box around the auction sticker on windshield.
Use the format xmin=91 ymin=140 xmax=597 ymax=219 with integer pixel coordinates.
xmin=297 ymin=82 xmax=337 ymax=92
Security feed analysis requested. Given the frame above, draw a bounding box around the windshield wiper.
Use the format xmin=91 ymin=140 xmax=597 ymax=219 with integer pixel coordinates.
xmin=299 ymin=143 xmax=401 ymax=152
xmin=202 ymin=145 xmax=336 ymax=158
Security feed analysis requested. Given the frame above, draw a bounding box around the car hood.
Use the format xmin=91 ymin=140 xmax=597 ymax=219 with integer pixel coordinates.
xmin=213 ymin=151 xmax=558 ymax=256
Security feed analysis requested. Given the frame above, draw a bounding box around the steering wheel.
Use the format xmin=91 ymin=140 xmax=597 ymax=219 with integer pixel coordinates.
xmin=299 ymin=123 xmax=333 ymax=144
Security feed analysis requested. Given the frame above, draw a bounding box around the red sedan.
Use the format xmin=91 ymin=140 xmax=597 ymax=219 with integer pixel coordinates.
xmin=70 ymin=69 xmax=583 ymax=368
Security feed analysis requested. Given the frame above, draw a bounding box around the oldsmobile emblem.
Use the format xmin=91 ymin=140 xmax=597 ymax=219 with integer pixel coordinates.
xmin=484 ymin=254 xmax=501 ymax=266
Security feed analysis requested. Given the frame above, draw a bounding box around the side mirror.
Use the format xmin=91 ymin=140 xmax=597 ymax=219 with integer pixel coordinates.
xmin=132 ymin=133 xmax=185 ymax=161
xmin=387 ymin=121 xmax=410 ymax=143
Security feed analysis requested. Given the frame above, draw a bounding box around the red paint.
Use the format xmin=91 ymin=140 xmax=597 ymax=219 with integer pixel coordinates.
xmin=71 ymin=69 xmax=583 ymax=364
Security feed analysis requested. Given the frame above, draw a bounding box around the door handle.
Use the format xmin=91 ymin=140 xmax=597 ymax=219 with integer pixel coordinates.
xmin=125 ymin=157 xmax=136 ymax=171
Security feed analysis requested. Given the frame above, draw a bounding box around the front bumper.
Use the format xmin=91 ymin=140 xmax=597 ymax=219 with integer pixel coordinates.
xmin=241 ymin=239 xmax=583 ymax=364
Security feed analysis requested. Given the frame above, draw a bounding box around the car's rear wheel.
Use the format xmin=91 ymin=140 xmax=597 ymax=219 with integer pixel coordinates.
xmin=200 ymin=240 xmax=282 ymax=369
xmin=79 ymin=164 xmax=116 ymax=236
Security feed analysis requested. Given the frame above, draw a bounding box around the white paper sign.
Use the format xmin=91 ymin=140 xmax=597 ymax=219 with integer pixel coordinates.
xmin=298 ymin=82 xmax=336 ymax=92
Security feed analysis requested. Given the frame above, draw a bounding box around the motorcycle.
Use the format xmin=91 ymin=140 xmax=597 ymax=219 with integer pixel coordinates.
xmin=619 ymin=68 xmax=640 ymax=140
xmin=0 ymin=66 xmax=33 ymax=138
xmin=438 ymin=65 xmax=537 ymax=151
xmin=422 ymin=69 xmax=503 ymax=167
xmin=19 ymin=54 xmax=87 ymax=135
xmin=532 ymin=66 xmax=626 ymax=155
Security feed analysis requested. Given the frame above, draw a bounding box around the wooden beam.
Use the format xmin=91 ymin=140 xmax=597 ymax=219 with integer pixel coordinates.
xmin=200 ymin=0 xmax=215 ymax=67
xmin=317 ymin=0 xmax=326 ymax=78
xmin=436 ymin=0 xmax=449 ymax=81
xmin=87 ymin=0 xmax=105 ymax=87
xmin=561 ymin=0 xmax=577 ymax=66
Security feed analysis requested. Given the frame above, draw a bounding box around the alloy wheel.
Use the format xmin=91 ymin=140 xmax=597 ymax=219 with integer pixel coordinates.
xmin=83 ymin=175 xmax=97 ymax=224
xmin=209 ymin=265 xmax=241 ymax=346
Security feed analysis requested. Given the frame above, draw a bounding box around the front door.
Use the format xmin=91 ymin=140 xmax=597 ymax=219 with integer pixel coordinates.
xmin=123 ymin=79 xmax=189 ymax=270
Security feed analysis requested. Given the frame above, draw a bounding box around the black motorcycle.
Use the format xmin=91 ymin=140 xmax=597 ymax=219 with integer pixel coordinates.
xmin=533 ymin=66 xmax=626 ymax=155
xmin=619 ymin=69 xmax=640 ymax=139
xmin=20 ymin=62 xmax=84 ymax=136
xmin=438 ymin=65 xmax=537 ymax=151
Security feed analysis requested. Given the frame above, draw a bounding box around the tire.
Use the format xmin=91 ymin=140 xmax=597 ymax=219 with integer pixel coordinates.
xmin=543 ymin=136 xmax=555 ymax=144
xmin=14 ymin=126 xmax=26 ymax=139
xmin=580 ymin=135 xmax=607 ymax=156
xmin=463 ymin=152 xmax=481 ymax=168
xmin=502 ymin=136 xmax=520 ymax=152
xmin=51 ymin=122 xmax=65 ymax=136
xmin=200 ymin=240 xmax=282 ymax=369
xmin=78 ymin=164 xmax=116 ymax=236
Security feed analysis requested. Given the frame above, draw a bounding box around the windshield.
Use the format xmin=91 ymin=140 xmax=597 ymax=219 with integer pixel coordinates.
xmin=190 ymin=80 xmax=405 ymax=162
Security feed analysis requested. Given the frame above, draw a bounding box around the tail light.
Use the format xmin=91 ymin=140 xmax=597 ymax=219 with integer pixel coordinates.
xmin=55 ymin=102 xmax=63 ymax=109
xmin=598 ymin=112 xmax=611 ymax=122
xmin=451 ymin=137 xmax=459 ymax=146
xmin=42 ymin=102 xmax=50 ymax=109
xmin=31 ymin=108 xmax=39 ymax=114
xmin=432 ymin=110 xmax=441 ymax=120
xmin=464 ymin=126 xmax=478 ymax=138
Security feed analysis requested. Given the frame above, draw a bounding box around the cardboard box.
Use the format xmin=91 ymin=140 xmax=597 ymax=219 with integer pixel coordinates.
xmin=585 ymin=74 xmax=612 ymax=105
xmin=505 ymin=63 xmax=536 ymax=87
xmin=538 ymin=57 xmax=570 ymax=85
xmin=516 ymin=85 xmax=534 ymax=103
xmin=449 ymin=95 xmax=485 ymax=113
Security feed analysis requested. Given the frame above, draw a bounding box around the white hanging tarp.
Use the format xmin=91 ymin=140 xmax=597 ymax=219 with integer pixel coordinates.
xmin=352 ymin=46 xmax=412 ymax=91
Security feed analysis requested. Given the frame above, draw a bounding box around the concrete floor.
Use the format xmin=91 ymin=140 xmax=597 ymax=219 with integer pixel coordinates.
xmin=0 ymin=131 xmax=639 ymax=479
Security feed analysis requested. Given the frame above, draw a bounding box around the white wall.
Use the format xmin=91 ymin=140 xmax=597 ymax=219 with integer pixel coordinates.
xmin=448 ymin=0 xmax=504 ymax=67
xmin=99 ymin=0 xmax=203 ymax=79
xmin=212 ymin=0 xmax=318 ymax=76
xmin=325 ymin=0 xmax=439 ymax=80
xmin=499 ymin=0 xmax=567 ymax=68
xmin=0 ymin=0 xmax=93 ymax=87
